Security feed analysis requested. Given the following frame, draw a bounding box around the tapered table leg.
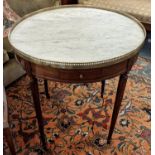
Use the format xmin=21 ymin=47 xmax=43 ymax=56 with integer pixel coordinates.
xmin=44 ymin=80 xmax=50 ymax=99
xmin=30 ymin=76 xmax=47 ymax=149
xmin=107 ymin=73 xmax=128 ymax=144
xmin=101 ymin=80 xmax=105 ymax=98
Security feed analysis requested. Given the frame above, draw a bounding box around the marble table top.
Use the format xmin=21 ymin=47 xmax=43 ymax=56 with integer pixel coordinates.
xmin=9 ymin=6 xmax=146 ymax=69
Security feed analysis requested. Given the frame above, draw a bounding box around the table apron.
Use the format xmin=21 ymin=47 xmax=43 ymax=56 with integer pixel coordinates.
xmin=15 ymin=55 xmax=138 ymax=83
xmin=32 ymin=62 xmax=127 ymax=83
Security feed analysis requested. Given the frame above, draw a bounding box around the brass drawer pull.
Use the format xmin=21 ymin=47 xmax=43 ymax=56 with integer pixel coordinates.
xmin=80 ymin=74 xmax=83 ymax=79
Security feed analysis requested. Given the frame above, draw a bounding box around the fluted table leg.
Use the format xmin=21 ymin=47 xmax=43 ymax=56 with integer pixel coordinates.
xmin=107 ymin=73 xmax=128 ymax=144
xmin=30 ymin=76 xmax=47 ymax=149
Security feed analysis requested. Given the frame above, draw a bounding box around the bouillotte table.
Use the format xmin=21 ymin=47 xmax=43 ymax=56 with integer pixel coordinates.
xmin=8 ymin=5 xmax=146 ymax=149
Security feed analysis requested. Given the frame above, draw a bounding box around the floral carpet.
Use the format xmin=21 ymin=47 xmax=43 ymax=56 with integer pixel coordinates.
xmin=4 ymin=57 xmax=151 ymax=155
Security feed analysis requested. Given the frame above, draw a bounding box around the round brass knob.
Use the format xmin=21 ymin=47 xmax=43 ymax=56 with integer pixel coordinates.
xmin=80 ymin=74 xmax=83 ymax=79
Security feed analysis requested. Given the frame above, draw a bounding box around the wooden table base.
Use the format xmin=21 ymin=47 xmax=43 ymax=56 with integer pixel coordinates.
xmin=30 ymin=74 xmax=127 ymax=148
xmin=16 ymin=54 xmax=138 ymax=149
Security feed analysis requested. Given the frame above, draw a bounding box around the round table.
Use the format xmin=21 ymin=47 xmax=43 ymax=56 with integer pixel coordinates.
xmin=8 ymin=5 xmax=146 ymax=149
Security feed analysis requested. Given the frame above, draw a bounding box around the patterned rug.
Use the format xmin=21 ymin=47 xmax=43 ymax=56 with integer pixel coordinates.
xmin=4 ymin=57 xmax=151 ymax=155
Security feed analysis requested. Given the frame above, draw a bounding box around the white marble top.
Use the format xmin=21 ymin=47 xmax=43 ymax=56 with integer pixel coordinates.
xmin=9 ymin=6 xmax=145 ymax=69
